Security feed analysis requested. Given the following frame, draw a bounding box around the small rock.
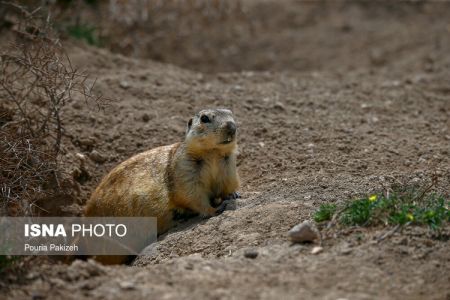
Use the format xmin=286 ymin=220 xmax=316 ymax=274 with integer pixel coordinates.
xmin=231 ymin=85 xmax=244 ymax=92
xmin=142 ymin=113 xmax=150 ymax=122
xmin=31 ymin=292 xmax=46 ymax=300
xmin=75 ymin=153 xmax=86 ymax=166
xmin=25 ymin=272 xmax=39 ymax=280
xmin=72 ymin=102 xmax=82 ymax=110
xmin=288 ymin=221 xmax=319 ymax=243
xmin=78 ymin=137 xmax=95 ymax=148
xmin=243 ymin=249 xmax=258 ymax=259
xmin=370 ymin=116 xmax=379 ymax=123
xmin=340 ymin=247 xmax=353 ymax=255
xmin=119 ymin=80 xmax=130 ymax=89
xmin=311 ymin=246 xmax=323 ymax=255
xmin=89 ymin=150 xmax=107 ymax=164
xmin=119 ymin=281 xmax=136 ymax=290
xmin=116 ymin=147 xmax=126 ymax=153
xmin=273 ymin=101 xmax=285 ymax=110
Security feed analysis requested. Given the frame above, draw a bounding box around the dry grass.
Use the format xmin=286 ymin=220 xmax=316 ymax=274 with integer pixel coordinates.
xmin=0 ymin=1 xmax=106 ymax=216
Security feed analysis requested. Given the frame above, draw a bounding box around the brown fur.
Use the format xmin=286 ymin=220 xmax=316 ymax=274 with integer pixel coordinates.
xmin=84 ymin=109 xmax=240 ymax=264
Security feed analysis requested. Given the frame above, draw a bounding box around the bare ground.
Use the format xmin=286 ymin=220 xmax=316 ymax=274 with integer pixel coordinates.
xmin=2 ymin=1 xmax=450 ymax=299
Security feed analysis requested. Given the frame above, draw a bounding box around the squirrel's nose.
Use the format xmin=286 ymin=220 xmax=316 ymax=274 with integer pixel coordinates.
xmin=226 ymin=121 xmax=236 ymax=135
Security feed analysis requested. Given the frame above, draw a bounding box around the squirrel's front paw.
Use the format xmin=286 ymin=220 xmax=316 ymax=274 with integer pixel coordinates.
xmin=215 ymin=199 xmax=230 ymax=215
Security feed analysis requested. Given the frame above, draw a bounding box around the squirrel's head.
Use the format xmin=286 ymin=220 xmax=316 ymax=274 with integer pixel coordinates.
xmin=185 ymin=108 xmax=238 ymax=156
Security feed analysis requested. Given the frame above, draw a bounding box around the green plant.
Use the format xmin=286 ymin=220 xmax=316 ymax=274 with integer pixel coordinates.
xmin=0 ymin=255 xmax=16 ymax=272
xmin=314 ymin=187 xmax=449 ymax=232
xmin=313 ymin=204 xmax=336 ymax=222
xmin=410 ymin=197 xmax=450 ymax=230
xmin=340 ymin=198 xmax=374 ymax=226
xmin=67 ymin=24 xmax=99 ymax=46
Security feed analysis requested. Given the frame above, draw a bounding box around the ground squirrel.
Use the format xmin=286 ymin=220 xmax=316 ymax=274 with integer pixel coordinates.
xmin=85 ymin=108 xmax=240 ymax=237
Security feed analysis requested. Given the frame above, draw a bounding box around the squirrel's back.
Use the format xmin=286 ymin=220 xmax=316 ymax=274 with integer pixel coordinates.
xmin=85 ymin=143 xmax=181 ymax=233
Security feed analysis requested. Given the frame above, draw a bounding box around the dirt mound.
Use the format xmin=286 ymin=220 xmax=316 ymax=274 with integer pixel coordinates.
xmin=92 ymin=1 xmax=450 ymax=74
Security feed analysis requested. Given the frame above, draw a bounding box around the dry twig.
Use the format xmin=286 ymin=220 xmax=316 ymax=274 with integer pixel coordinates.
xmin=0 ymin=2 xmax=106 ymax=216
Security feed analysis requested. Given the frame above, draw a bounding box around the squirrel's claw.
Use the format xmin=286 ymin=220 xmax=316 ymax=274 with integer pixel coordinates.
xmin=215 ymin=200 xmax=229 ymax=215
xmin=223 ymin=192 xmax=241 ymax=200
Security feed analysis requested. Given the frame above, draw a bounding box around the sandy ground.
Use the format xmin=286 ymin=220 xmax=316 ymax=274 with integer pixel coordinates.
xmin=1 ymin=1 xmax=450 ymax=299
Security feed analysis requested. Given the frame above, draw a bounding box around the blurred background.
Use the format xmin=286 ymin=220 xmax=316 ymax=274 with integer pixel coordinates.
xmin=3 ymin=0 xmax=449 ymax=74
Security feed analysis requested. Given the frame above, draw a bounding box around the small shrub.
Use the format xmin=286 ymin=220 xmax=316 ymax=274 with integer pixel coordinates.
xmin=340 ymin=198 xmax=373 ymax=226
xmin=0 ymin=2 xmax=106 ymax=216
xmin=313 ymin=204 xmax=336 ymax=222
xmin=314 ymin=186 xmax=449 ymax=232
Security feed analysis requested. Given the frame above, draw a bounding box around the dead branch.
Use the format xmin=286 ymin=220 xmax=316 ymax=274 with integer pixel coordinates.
xmin=0 ymin=2 xmax=107 ymax=216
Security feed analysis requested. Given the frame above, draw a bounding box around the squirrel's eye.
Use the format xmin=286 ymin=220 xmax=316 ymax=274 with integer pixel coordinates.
xmin=200 ymin=115 xmax=210 ymax=123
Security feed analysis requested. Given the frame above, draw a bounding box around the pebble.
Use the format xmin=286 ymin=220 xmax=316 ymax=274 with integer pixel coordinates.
xmin=89 ymin=150 xmax=107 ymax=163
xmin=288 ymin=220 xmax=320 ymax=243
xmin=311 ymin=246 xmax=323 ymax=255
xmin=244 ymin=249 xmax=258 ymax=259
xmin=231 ymin=85 xmax=244 ymax=92
xmin=142 ymin=113 xmax=150 ymax=122
xmin=75 ymin=153 xmax=87 ymax=165
xmin=116 ymin=146 xmax=126 ymax=153
xmin=119 ymin=281 xmax=136 ymax=290
xmin=79 ymin=137 xmax=95 ymax=147
xmin=273 ymin=101 xmax=285 ymax=110
xmin=31 ymin=292 xmax=46 ymax=300
xmin=25 ymin=272 xmax=39 ymax=280
xmin=340 ymin=247 xmax=353 ymax=255
xmin=119 ymin=80 xmax=130 ymax=89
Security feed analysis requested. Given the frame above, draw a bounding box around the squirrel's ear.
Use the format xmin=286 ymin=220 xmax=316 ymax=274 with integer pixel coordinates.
xmin=186 ymin=118 xmax=193 ymax=134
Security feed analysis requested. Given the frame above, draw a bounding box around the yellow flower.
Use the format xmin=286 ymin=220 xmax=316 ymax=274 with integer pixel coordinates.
xmin=369 ymin=195 xmax=377 ymax=202
xmin=407 ymin=213 xmax=414 ymax=221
